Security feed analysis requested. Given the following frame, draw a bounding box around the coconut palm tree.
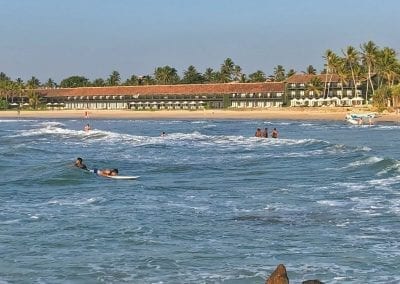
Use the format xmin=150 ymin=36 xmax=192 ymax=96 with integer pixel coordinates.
xmin=107 ymin=71 xmax=121 ymax=86
xmin=154 ymin=66 xmax=179 ymax=85
xmin=303 ymin=65 xmax=317 ymax=75
xmin=181 ymin=65 xmax=204 ymax=84
xmin=360 ymin=41 xmax=378 ymax=99
xmin=220 ymin=58 xmax=236 ymax=83
xmin=323 ymin=49 xmax=336 ymax=98
xmin=376 ymin=47 xmax=398 ymax=88
xmin=342 ymin=46 xmax=360 ymax=97
xmin=273 ymin=65 xmax=286 ymax=81
xmin=248 ymin=70 xmax=266 ymax=82
xmin=306 ymin=77 xmax=324 ymax=98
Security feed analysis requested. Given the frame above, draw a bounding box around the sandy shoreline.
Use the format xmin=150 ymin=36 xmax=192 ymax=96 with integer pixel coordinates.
xmin=0 ymin=108 xmax=399 ymax=122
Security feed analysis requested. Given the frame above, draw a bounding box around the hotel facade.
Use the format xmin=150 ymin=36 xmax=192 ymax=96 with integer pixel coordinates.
xmin=6 ymin=74 xmax=366 ymax=110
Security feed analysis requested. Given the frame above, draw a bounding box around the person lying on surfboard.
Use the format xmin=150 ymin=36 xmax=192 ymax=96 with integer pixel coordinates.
xmin=75 ymin=157 xmax=88 ymax=170
xmin=92 ymin=168 xmax=118 ymax=177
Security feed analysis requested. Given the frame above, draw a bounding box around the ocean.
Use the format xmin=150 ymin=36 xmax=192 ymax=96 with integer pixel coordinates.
xmin=0 ymin=118 xmax=399 ymax=283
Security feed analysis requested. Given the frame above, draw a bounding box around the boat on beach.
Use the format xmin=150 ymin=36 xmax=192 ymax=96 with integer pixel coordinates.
xmin=345 ymin=113 xmax=376 ymax=125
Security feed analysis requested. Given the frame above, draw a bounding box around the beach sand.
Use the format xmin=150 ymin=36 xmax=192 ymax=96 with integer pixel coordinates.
xmin=0 ymin=108 xmax=399 ymax=122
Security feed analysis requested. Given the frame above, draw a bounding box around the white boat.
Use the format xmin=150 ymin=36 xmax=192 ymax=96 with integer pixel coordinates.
xmin=345 ymin=113 xmax=376 ymax=125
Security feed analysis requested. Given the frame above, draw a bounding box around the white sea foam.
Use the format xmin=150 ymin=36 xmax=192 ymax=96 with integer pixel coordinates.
xmin=346 ymin=156 xmax=383 ymax=168
xmin=317 ymin=200 xmax=348 ymax=207
xmin=48 ymin=197 xmax=104 ymax=206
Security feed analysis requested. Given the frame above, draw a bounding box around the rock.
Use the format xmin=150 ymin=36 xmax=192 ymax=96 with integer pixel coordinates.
xmin=265 ymin=264 xmax=289 ymax=284
xmin=302 ymin=280 xmax=324 ymax=284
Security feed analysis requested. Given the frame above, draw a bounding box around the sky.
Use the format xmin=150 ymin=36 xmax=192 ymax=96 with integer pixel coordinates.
xmin=1 ymin=0 xmax=400 ymax=83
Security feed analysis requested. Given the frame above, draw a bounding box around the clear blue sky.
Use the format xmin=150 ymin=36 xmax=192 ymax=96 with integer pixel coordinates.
xmin=1 ymin=0 xmax=400 ymax=83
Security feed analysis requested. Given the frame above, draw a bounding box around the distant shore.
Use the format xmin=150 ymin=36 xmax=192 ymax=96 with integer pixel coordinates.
xmin=0 ymin=108 xmax=399 ymax=122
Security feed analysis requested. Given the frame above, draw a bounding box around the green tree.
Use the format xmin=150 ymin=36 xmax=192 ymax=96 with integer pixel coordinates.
xmin=140 ymin=75 xmax=155 ymax=85
xmin=390 ymin=84 xmax=400 ymax=108
xmin=154 ymin=66 xmax=180 ymax=85
xmin=44 ymin=78 xmax=57 ymax=88
xmin=220 ymin=58 xmax=236 ymax=83
xmin=60 ymin=76 xmax=90 ymax=88
xmin=92 ymin=78 xmax=106 ymax=87
xmin=0 ymin=72 xmax=11 ymax=82
xmin=203 ymin=68 xmax=218 ymax=83
xmin=373 ymin=85 xmax=391 ymax=111
xmin=273 ymin=65 xmax=286 ymax=81
xmin=323 ymin=49 xmax=338 ymax=98
xmin=26 ymin=76 xmax=41 ymax=89
xmin=248 ymin=70 xmax=266 ymax=82
xmin=233 ymin=65 xmax=242 ymax=82
xmin=304 ymin=65 xmax=317 ymax=75
xmin=181 ymin=65 xmax=204 ymax=84
xmin=342 ymin=46 xmax=360 ymax=96
xmin=107 ymin=70 xmax=121 ymax=86
xmin=286 ymin=69 xmax=296 ymax=78
xmin=306 ymin=77 xmax=324 ymax=97
xmin=360 ymin=41 xmax=378 ymax=98
xmin=376 ymin=47 xmax=398 ymax=88
xmin=124 ymin=75 xmax=139 ymax=86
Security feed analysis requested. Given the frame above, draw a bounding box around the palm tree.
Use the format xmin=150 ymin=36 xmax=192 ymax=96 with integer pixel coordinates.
xmin=286 ymin=69 xmax=296 ymax=78
xmin=323 ymin=49 xmax=337 ymax=98
xmin=181 ymin=65 xmax=204 ymax=84
xmin=107 ymin=71 xmax=121 ymax=86
xmin=124 ymin=75 xmax=139 ymax=86
xmin=306 ymin=77 xmax=324 ymax=98
xmin=390 ymin=84 xmax=400 ymax=108
xmin=203 ymin=68 xmax=218 ymax=83
xmin=44 ymin=78 xmax=57 ymax=88
xmin=376 ymin=47 xmax=398 ymax=88
xmin=333 ymin=57 xmax=349 ymax=99
xmin=303 ymin=65 xmax=317 ymax=75
xmin=0 ymin=72 xmax=10 ymax=82
xmin=342 ymin=46 xmax=360 ymax=96
xmin=248 ymin=70 xmax=266 ymax=82
xmin=220 ymin=58 xmax=236 ymax=83
xmin=360 ymin=41 xmax=378 ymax=100
xmin=26 ymin=76 xmax=41 ymax=109
xmin=26 ymin=76 xmax=41 ymax=89
xmin=154 ymin=66 xmax=180 ymax=85
xmin=273 ymin=65 xmax=286 ymax=81
xmin=233 ymin=65 xmax=242 ymax=82
xmin=92 ymin=78 xmax=106 ymax=87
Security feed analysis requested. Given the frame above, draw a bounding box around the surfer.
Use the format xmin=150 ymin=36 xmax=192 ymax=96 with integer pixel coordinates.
xmin=93 ymin=168 xmax=119 ymax=177
xmin=84 ymin=123 xmax=91 ymax=131
xmin=75 ymin=157 xmax=88 ymax=170
xmin=271 ymin=128 xmax=278 ymax=138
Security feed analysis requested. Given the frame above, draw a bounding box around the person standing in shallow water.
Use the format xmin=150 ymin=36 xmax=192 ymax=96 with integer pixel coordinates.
xmin=255 ymin=128 xmax=262 ymax=137
xmin=262 ymin=128 xmax=268 ymax=138
xmin=271 ymin=128 xmax=278 ymax=138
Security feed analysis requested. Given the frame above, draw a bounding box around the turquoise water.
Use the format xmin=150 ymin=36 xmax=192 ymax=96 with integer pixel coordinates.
xmin=1 ymin=118 xmax=400 ymax=283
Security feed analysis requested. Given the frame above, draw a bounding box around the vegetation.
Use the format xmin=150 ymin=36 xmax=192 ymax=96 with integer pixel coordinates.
xmin=1 ymin=40 xmax=400 ymax=110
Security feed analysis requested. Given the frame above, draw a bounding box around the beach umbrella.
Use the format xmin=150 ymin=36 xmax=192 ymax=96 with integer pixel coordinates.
xmin=129 ymin=102 xmax=136 ymax=105
xmin=10 ymin=102 xmax=19 ymax=106
xmin=189 ymin=101 xmax=196 ymax=105
xmin=151 ymin=101 xmax=158 ymax=105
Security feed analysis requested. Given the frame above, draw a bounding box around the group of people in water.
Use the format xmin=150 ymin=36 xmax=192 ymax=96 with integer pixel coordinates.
xmin=74 ymin=157 xmax=119 ymax=177
xmin=255 ymin=127 xmax=278 ymax=138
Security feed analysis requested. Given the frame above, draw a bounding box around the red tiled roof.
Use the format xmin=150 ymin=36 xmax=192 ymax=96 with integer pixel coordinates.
xmin=285 ymin=73 xmax=340 ymax=84
xmin=38 ymin=82 xmax=285 ymax=97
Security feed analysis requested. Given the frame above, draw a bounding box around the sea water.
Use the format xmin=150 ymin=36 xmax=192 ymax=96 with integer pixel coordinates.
xmin=0 ymin=118 xmax=399 ymax=283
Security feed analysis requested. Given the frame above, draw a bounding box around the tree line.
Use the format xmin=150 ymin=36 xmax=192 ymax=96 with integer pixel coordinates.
xmin=1 ymin=40 xmax=400 ymax=109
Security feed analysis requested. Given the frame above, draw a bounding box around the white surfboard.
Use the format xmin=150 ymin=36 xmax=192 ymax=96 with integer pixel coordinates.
xmin=105 ymin=175 xmax=140 ymax=180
